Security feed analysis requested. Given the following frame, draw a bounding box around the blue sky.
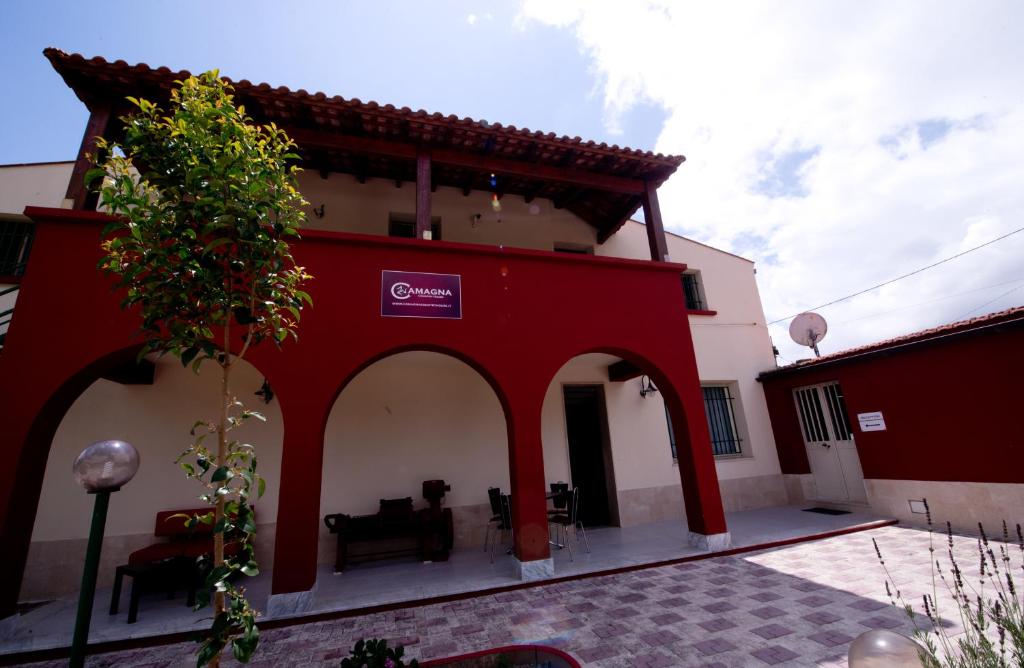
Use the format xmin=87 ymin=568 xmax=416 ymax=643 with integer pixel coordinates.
xmin=0 ymin=1 xmax=666 ymax=164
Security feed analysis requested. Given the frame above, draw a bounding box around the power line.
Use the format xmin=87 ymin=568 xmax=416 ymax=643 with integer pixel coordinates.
xmin=954 ymin=283 xmax=1024 ymax=321
xmin=767 ymin=224 xmax=1024 ymax=325
xmin=834 ymin=276 xmax=1024 ymax=326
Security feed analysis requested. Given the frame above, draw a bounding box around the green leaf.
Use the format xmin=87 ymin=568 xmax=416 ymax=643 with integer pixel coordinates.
xmin=210 ymin=466 xmax=232 ymax=483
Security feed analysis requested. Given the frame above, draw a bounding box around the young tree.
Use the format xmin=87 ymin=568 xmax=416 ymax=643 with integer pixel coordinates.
xmin=90 ymin=72 xmax=312 ymax=666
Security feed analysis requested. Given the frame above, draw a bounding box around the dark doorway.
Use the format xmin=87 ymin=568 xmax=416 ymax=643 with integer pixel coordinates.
xmin=562 ymin=385 xmax=618 ymax=527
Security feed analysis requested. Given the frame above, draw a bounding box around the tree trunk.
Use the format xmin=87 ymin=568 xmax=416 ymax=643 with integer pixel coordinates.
xmin=211 ymin=333 xmax=231 ymax=668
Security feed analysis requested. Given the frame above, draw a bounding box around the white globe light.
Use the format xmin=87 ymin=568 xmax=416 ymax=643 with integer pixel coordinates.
xmin=848 ymin=629 xmax=925 ymax=667
xmin=72 ymin=440 xmax=140 ymax=492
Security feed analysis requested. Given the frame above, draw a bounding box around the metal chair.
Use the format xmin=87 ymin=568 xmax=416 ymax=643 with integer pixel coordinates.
xmin=489 ymin=493 xmax=513 ymax=563
xmin=547 ymin=487 xmax=590 ymax=561
xmin=483 ymin=487 xmax=503 ymax=554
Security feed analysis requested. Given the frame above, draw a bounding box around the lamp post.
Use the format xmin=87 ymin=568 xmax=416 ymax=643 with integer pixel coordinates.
xmin=69 ymin=439 xmax=140 ymax=668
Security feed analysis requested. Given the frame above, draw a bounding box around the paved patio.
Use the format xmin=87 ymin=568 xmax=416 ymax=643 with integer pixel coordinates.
xmin=10 ymin=520 xmax=997 ymax=667
xmin=0 ymin=505 xmax=886 ymax=658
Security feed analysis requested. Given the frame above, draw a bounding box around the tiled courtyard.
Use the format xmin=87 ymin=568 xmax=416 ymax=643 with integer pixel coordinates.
xmin=18 ymin=521 xmax=1016 ymax=667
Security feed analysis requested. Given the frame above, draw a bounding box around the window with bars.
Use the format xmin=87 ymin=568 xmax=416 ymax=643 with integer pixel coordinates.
xmin=0 ymin=220 xmax=34 ymax=277
xmin=703 ymin=385 xmax=743 ymax=455
xmin=681 ymin=272 xmax=706 ymax=311
xmin=665 ymin=384 xmax=743 ymax=458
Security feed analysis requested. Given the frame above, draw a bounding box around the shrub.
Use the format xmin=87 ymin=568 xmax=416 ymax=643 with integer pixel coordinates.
xmin=874 ymin=499 xmax=1023 ymax=667
xmin=341 ymin=638 xmax=419 ymax=668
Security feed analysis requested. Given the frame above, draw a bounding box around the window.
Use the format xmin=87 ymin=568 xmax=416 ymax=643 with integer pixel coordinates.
xmin=664 ymin=384 xmax=743 ymax=458
xmin=388 ymin=213 xmax=441 ymax=240
xmin=0 ymin=220 xmax=33 ymax=277
xmin=681 ymin=272 xmax=706 ymax=311
xmin=553 ymin=242 xmax=594 ymax=255
xmin=703 ymin=385 xmax=742 ymax=456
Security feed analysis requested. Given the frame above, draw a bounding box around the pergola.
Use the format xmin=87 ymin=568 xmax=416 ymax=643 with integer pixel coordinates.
xmin=45 ymin=48 xmax=685 ymax=261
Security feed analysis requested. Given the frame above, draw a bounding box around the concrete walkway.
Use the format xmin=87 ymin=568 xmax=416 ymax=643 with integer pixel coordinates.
xmin=13 ymin=521 xmax=1003 ymax=667
xmin=0 ymin=505 xmax=884 ymax=656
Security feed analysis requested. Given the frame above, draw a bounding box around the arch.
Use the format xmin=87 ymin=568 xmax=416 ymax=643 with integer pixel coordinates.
xmin=326 ymin=343 xmax=515 ymax=434
xmin=541 ymin=344 xmax=728 ymax=540
xmin=1 ymin=341 xmax=290 ymax=611
xmin=318 ymin=349 xmax=513 ymax=565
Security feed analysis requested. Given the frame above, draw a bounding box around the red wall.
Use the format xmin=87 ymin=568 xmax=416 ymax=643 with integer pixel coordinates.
xmin=761 ymin=324 xmax=1024 ymax=484
xmin=0 ymin=207 xmax=728 ymax=616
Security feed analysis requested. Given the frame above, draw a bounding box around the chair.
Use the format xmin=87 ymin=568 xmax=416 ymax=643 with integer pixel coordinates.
xmin=548 ymin=487 xmax=590 ymax=561
xmin=548 ymin=482 xmax=569 ymax=516
xmin=489 ymin=493 xmax=513 ymax=564
xmin=483 ymin=487 xmax=503 ymax=554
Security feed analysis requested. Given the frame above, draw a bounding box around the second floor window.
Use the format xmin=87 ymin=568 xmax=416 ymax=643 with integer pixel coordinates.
xmin=388 ymin=213 xmax=441 ymax=240
xmin=682 ymin=272 xmax=706 ymax=311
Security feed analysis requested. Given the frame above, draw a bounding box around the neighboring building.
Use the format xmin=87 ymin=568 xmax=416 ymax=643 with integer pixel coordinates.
xmin=760 ymin=306 xmax=1024 ymax=533
xmin=0 ymin=50 xmax=784 ymax=614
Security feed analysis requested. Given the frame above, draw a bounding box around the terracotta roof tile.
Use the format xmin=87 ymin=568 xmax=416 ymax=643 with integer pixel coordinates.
xmin=778 ymin=305 xmax=1024 ymax=370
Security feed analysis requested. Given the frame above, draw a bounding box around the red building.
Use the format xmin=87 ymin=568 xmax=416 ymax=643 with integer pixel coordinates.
xmin=760 ymin=306 xmax=1024 ymax=532
xmin=0 ymin=50 xmax=734 ymax=618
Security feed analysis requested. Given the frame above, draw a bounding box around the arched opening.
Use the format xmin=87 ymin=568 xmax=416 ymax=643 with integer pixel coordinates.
xmin=540 ymin=346 xmax=726 ymax=547
xmin=318 ymin=350 xmax=511 ymax=575
xmin=21 ymin=355 xmax=284 ymax=607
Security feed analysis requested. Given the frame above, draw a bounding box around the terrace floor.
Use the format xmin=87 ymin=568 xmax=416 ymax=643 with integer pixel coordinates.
xmin=1 ymin=505 xmax=901 ymax=664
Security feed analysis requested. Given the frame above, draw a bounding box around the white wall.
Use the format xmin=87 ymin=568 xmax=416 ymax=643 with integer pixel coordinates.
xmin=32 ymin=357 xmax=283 ymax=542
xmin=321 ymin=351 xmax=509 ymax=517
xmin=298 ymin=173 xmax=597 ymax=253
xmin=0 ymin=162 xmax=73 ymax=215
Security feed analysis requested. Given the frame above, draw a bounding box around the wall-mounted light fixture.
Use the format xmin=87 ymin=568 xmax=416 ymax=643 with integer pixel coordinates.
xmin=312 ymin=204 xmax=325 ymax=219
xmin=639 ymin=375 xmax=659 ymax=398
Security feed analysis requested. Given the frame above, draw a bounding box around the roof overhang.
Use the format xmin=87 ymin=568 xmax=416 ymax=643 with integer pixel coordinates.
xmin=44 ymin=48 xmax=685 ymax=242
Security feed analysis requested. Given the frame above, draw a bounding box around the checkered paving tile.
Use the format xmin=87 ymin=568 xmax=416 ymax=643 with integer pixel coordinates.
xmin=21 ymin=523 xmax=1019 ymax=667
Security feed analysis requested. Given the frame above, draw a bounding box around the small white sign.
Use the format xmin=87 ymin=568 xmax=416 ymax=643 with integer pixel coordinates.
xmin=858 ymin=411 xmax=886 ymax=432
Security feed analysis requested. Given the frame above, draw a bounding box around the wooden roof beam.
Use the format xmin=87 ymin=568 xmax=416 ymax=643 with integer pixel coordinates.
xmin=286 ymin=129 xmax=646 ymax=195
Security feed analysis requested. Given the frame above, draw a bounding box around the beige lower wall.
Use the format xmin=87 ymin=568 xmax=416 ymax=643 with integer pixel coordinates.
xmin=616 ymin=473 xmax=789 ymax=527
xmin=783 ymin=473 xmax=815 ymax=505
xmin=865 ymin=479 xmax=1024 ymax=534
xmin=20 ymin=522 xmax=278 ymax=602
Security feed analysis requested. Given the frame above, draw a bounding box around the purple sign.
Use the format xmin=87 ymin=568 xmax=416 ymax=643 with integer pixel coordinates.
xmin=381 ymin=270 xmax=462 ymax=319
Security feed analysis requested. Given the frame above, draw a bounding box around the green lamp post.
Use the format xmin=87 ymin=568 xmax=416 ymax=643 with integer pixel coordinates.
xmin=69 ymin=439 xmax=140 ymax=668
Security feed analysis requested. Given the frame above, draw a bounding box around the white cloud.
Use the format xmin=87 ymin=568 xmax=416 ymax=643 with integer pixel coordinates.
xmin=466 ymin=13 xmax=477 ymax=25
xmin=519 ymin=0 xmax=1024 ymax=362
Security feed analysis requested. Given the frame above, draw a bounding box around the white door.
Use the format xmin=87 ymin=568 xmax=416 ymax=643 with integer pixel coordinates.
xmin=793 ymin=382 xmax=867 ymax=504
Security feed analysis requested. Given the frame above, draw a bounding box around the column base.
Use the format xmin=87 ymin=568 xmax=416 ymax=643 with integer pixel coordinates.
xmin=267 ymin=589 xmax=315 ymax=618
xmin=688 ymin=531 xmax=732 ymax=552
xmin=512 ymin=556 xmax=554 ymax=581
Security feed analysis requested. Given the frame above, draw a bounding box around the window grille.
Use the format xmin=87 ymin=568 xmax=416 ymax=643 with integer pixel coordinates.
xmin=682 ymin=272 xmax=705 ymax=310
xmin=0 ymin=221 xmax=33 ymax=276
xmin=665 ymin=385 xmax=743 ymax=458
xmin=703 ymin=385 xmax=742 ymax=456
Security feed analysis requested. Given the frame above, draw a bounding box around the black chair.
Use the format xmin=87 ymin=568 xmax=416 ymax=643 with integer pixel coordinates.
xmin=483 ymin=487 xmax=503 ymax=554
xmin=548 ymin=482 xmax=569 ymax=516
xmin=548 ymin=487 xmax=590 ymax=561
xmin=489 ymin=493 xmax=513 ymax=564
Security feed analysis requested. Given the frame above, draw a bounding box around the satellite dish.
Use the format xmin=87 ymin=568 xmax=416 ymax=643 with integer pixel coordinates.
xmin=789 ymin=312 xmax=828 ymax=357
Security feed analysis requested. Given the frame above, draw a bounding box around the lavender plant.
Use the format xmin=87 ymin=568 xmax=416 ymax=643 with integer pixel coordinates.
xmin=873 ymin=499 xmax=1024 ymax=667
